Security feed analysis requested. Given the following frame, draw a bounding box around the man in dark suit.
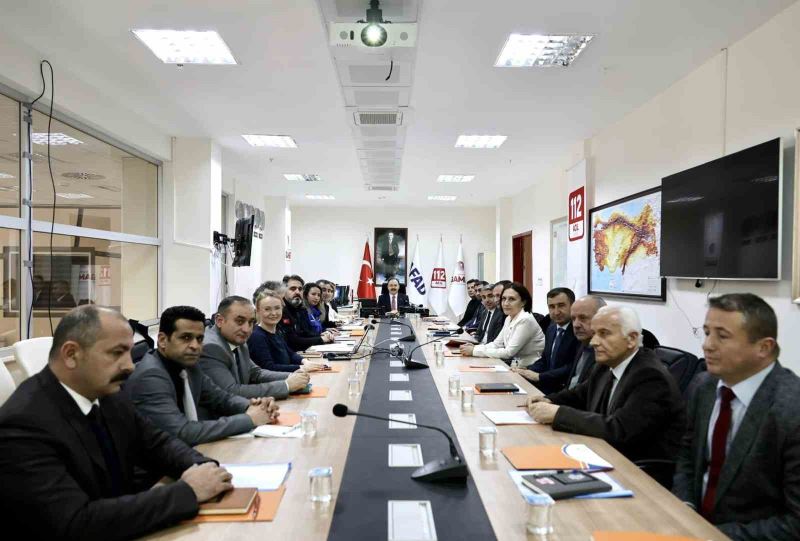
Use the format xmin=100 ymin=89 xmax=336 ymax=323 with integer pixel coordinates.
xmin=471 ymin=283 xmax=505 ymax=344
xmin=565 ymin=295 xmax=607 ymax=390
xmin=528 ymin=305 xmax=685 ymax=484
xmin=278 ymin=275 xmax=334 ymax=351
xmin=126 ymin=305 xmax=280 ymax=446
xmin=200 ymin=296 xmax=309 ymax=400
xmin=673 ymin=294 xmax=800 ymax=540
xmin=457 ymin=279 xmax=482 ymax=327
xmin=378 ymin=277 xmax=409 ymax=315
xmin=515 ymin=288 xmax=581 ymax=394
xmin=0 ymin=306 xmax=233 ymax=540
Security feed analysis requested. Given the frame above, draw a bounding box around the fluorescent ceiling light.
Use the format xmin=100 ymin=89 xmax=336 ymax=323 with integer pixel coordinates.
xmin=284 ymin=174 xmax=321 ymax=182
xmin=31 ymin=133 xmax=83 ymax=145
xmin=305 ymin=194 xmax=335 ymax=200
xmin=455 ymin=135 xmax=507 ymax=149
xmin=56 ymin=192 xmax=94 ymax=200
xmin=242 ymin=135 xmax=297 ymax=148
xmin=428 ymin=195 xmax=457 ymax=201
xmin=132 ymin=29 xmax=237 ymax=65
xmin=0 ymin=173 xmax=14 ymax=179
xmin=437 ymin=174 xmax=474 ymax=183
xmin=495 ymin=34 xmax=594 ymax=68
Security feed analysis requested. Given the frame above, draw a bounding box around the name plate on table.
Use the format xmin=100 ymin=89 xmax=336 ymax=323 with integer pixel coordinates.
xmin=390 ymin=373 xmax=410 ymax=382
xmin=390 ymin=390 xmax=413 ymax=401
xmin=390 ymin=360 xmax=404 ymax=368
xmin=388 ymin=443 xmax=424 ymax=467
xmin=388 ymin=501 xmax=438 ymax=541
xmin=389 ymin=413 xmax=417 ymax=429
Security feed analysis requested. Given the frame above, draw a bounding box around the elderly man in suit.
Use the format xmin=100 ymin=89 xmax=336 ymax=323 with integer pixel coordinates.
xmin=673 ymin=293 xmax=800 ymax=540
xmin=200 ymin=296 xmax=310 ymax=400
xmin=564 ymin=295 xmax=607 ymax=390
xmin=126 ymin=305 xmax=280 ymax=446
xmin=515 ymin=288 xmax=581 ymax=394
xmin=0 ymin=306 xmax=233 ymax=540
xmin=527 ymin=305 xmax=685 ymax=487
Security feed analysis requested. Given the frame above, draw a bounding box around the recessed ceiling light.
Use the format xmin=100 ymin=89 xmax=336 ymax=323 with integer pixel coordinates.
xmin=56 ymin=192 xmax=94 ymax=200
xmin=305 ymin=194 xmax=335 ymax=200
xmin=242 ymin=135 xmax=297 ymax=148
xmin=455 ymin=135 xmax=507 ymax=149
xmin=31 ymin=133 xmax=83 ymax=145
xmin=428 ymin=195 xmax=457 ymax=201
xmin=0 ymin=173 xmax=14 ymax=179
xmin=132 ymin=29 xmax=237 ymax=65
xmin=495 ymin=34 xmax=594 ymax=68
xmin=284 ymin=174 xmax=321 ymax=182
xmin=437 ymin=174 xmax=474 ymax=183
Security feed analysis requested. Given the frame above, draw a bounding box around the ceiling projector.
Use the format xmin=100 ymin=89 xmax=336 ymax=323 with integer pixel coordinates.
xmin=329 ymin=0 xmax=417 ymax=49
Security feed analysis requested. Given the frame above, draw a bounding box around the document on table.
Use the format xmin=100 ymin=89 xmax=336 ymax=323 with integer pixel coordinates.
xmin=252 ymin=424 xmax=302 ymax=439
xmin=310 ymin=342 xmax=356 ymax=353
xmin=221 ymin=463 xmax=291 ymax=491
xmin=482 ymin=410 xmax=538 ymax=425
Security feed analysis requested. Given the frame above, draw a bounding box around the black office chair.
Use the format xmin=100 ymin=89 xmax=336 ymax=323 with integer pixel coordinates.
xmin=131 ymin=341 xmax=152 ymax=364
xmin=641 ymin=328 xmax=660 ymax=350
xmin=654 ymin=345 xmax=703 ymax=399
xmin=533 ymin=313 xmax=551 ymax=333
xmin=128 ymin=319 xmax=155 ymax=364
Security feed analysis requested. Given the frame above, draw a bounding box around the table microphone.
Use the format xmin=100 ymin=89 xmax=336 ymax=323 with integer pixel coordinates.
xmin=371 ymin=318 xmax=416 ymax=342
xmin=402 ymin=328 xmax=463 ymax=369
xmin=332 ymin=403 xmax=468 ymax=483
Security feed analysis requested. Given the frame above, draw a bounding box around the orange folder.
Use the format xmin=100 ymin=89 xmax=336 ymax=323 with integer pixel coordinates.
xmin=592 ymin=533 xmax=703 ymax=541
xmin=186 ymin=486 xmax=286 ymax=523
xmin=309 ymin=364 xmax=343 ymax=374
xmin=501 ymin=444 xmax=610 ymax=471
xmin=288 ymin=386 xmax=329 ymax=399
xmin=349 ymin=329 xmax=366 ymax=336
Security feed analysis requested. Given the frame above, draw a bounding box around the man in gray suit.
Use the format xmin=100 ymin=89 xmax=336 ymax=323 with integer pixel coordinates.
xmin=125 ymin=306 xmax=280 ymax=446
xmin=673 ymin=293 xmax=800 ymax=540
xmin=199 ymin=296 xmax=309 ymax=401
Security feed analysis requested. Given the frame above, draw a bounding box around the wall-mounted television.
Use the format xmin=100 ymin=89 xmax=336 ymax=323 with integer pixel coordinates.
xmin=232 ymin=215 xmax=255 ymax=267
xmin=661 ymin=138 xmax=782 ymax=280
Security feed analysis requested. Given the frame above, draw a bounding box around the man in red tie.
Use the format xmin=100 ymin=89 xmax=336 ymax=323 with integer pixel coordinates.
xmin=378 ymin=277 xmax=409 ymax=315
xmin=673 ymin=293 xmax=800 ymax=540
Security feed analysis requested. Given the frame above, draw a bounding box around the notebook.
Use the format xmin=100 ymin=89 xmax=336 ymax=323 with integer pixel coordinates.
xmin=521 ymin=471 xmax=612 ymax=500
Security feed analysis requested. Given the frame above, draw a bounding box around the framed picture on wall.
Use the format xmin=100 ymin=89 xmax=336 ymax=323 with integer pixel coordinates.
xmin=587 ymin=187 xmax=667 ymax=301
xmin=793 ymin=128 xmax=800 ymax=304
xmin=374 ymin=227 xmax=408 ymax=286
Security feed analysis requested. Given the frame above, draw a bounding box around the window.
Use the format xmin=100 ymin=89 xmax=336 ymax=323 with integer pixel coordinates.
xmin=0 ymin=95 xmax=20 ymax=217
xmin=0 ymin=229 xmax=20 ymax=346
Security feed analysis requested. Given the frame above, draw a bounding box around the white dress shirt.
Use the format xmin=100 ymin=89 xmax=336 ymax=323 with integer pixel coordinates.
xmin=60 ymin=382 xmax=98 ymax=415
xmin=472 ymin=311 xmax=545 ymax=367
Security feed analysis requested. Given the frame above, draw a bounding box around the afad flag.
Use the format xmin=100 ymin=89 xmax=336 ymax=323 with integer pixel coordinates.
xmin=427 ymin=238 xmax=448 ymax=316
xmin=357 ymin=240 xmax=376 ymax=300
xmin=448 ymin=240 xmax=468 ymax=317
xmin=407 ymin=239 xmax=427 ymax=307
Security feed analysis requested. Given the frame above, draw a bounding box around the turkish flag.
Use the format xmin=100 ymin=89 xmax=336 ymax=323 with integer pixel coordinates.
xmin=357 ymin=240 xmax=376 ymax=299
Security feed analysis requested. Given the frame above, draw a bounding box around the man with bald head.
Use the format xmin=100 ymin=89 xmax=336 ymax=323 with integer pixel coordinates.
xmin=0 ymin=306 xmax=233 ymax=540
xmin=565 ymin=295 xmax=606 ymax=389
xmin=526 ymin=305 xmax=685 ymax=487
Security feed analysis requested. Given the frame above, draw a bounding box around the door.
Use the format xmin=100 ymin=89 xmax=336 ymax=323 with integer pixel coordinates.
xmin=512 ymin=231 xmax=533 ymax=293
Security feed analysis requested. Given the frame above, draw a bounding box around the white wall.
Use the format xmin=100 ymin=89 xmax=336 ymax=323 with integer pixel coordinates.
xmin=506 ymin=1 xmax=800 ymax=371
xmin=291 ymin=205 xmax=496 ymax=317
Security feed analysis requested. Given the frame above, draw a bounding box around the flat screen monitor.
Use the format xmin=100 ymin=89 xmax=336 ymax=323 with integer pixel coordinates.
xmin=334 ymin=285 xmax=350 ymax=305
xmin=232 ymin=215 xmax=255 ymax=267
xmin=661 ymin=138 xmax=781 ymax=280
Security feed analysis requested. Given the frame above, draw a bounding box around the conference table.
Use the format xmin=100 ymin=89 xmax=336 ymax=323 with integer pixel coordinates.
xmin=145 ymin=318 xmax=729 ymax=541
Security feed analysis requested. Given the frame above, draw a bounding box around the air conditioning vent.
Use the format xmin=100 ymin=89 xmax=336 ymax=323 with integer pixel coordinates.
xmin=365 ymin=184 xmax=399 ymax=192
xmin=354 ymin=110 xmax=403 ymax=126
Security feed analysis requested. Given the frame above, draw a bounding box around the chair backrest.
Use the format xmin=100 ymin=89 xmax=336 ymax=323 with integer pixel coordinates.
xmin=642 ymin=328 xmax=660 ymax=350
xmin=131 ymin=341 xmax=152 ymax=364
xmin=13 ymin=337 xmax=53 ymax=379
xmin=0 ymin=361 xmax=16 ymax=407
xmin=654 ymin=345 xmax=702 ymax=398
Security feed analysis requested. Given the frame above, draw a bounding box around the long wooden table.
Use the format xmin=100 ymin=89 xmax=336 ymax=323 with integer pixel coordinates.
xmin=146 ymin=320 xmax=729 ymax=540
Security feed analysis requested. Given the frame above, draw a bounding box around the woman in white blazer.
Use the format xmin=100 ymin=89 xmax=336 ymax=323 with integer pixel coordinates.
xmin=466 ymin=282 xmax=545 ymax=367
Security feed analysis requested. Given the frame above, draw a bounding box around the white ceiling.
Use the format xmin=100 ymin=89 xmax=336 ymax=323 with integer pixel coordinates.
xmin=0 ymin=0 xmax=794 ymax=207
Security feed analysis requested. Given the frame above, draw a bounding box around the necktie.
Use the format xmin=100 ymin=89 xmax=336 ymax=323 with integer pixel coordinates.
xmin=179 ymin=370 xmax=199 ymax=422
xmin=481 ymin=311 xmax=491 ymax=335
xmin=569 ymin=350 xmax=590 ymax=389
xmin=550 ymin=328 xmax=565 ymax=367
xmin=392 ymin=295 xmax=397 ymax=312
xmin=598 ymin=370 xmax=616 ymax=414
xmin=232 ymin=348 xmax=242 ymax=383
xmin=702 ymin=386 xmax=736 ymax=518
xmin=86 ymin=405 xmax=123 ymax=497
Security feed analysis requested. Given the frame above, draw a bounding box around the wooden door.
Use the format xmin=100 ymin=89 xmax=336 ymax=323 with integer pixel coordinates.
xmin=512 ymin=231 xmax=533 ymax=293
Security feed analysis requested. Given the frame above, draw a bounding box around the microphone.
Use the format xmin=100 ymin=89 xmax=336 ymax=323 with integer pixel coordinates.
xmin=403 ymin=328 xmax=463 ymax=370
xmin=332 ymin=403 xmax=468 ymax=483
xmin=371 ymin=318 xmax=416 ymax=342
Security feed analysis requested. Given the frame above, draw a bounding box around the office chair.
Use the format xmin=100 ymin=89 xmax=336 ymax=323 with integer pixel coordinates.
xmin=12 ymin=336 xmax=53 ymax=378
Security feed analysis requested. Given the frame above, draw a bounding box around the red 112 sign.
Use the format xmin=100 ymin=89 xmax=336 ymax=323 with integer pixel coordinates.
xmin=568 ymin=186 xmax=585 ymax=241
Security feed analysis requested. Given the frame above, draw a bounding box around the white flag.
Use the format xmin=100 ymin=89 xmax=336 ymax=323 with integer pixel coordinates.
xmin=407 ymin=239 xmax=428 ymax=307
xmin=448 ymin=240 xmax=469 ymax=317
xmin=427 ymin=238 xmax=448 ymax=316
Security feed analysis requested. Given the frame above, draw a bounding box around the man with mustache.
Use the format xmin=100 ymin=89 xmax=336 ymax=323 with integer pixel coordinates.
xmin=200 ymin=296 xmax=309 ymax=399
xmin=278 ymin=275 xmax=334 ymax=352
xmin=0 ymin=306 xmax=233 ymax=540
xmin=125 ymin=305 xmax=280 ymax=445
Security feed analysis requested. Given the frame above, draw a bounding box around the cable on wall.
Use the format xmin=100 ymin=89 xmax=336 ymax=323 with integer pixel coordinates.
xmin=30 ymin=60 xmax=56 ymax=335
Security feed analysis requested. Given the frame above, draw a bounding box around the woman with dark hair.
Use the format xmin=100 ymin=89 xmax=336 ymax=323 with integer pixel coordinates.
xmin=303 ymin=282 xmax=333 ymax=334
xmin=462 ymin=282 xmax=545 ymax=367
